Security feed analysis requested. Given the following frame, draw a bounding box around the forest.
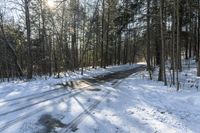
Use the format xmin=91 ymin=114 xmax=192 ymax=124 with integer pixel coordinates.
xmin=0 ymin=0 xmax=200 ymax=132
xmin=0 ymin=0 xmax=199 ymax=84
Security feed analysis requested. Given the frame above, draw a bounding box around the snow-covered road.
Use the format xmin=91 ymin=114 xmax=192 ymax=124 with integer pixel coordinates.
xmin=0 ymin=64 xmax=200 ymax=133
xmin=0 ymin=64 xmax=144 ymax=133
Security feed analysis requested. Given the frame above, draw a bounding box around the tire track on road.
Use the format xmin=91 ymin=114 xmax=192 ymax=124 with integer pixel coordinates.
xmin=0 ymin=88 xmax=64 ymax=103
xmin=60 ymin=90 xmax=111 ymax=133
xmin=0 ymin=91 xmax=82 ymax=132
xmin=0 ymin=90 xmax=75 ymax=117
xmin=60 ymin=66 xmax=146 ymax=133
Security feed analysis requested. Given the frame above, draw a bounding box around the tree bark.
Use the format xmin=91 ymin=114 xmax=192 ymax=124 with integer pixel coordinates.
xmin=25 ymin=0 xmax=33 ymax=79
xmin=159 ymin=0 xmax=167 ymax=85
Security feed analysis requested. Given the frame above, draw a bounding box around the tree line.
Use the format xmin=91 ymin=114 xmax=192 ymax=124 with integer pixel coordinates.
xmin=0 ymin=0 xmax=200 ymax=89
xmin=0 ymin=0 xmax=142 ymax=80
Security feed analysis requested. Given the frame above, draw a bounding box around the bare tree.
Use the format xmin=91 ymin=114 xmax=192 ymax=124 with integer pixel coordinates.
xmin=24 ymin=0 xmax=33 ymax=79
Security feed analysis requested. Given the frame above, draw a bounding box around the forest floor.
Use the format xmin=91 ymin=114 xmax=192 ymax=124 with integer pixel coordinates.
xmin=0 ymin=61 xmax=200 ymax=133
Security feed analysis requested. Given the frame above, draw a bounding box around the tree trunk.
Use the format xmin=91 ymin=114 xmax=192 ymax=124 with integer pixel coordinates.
xmin=25 ymin=0 xmax=33 ymax=79
xmin=147 ymin=0 xmax=152 ymax=80
xmin=176 ymin=0 xmax=180 ymax=90
xmin=159 ymin=0 xmax=167 ymax=85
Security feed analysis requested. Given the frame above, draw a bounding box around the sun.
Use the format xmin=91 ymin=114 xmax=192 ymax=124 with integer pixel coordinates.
xmin=47 ymin=0 xmax=55 ymax=8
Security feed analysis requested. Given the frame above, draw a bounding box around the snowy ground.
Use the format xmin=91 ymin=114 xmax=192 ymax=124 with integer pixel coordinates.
xmin=0 ymin=64 xmax=141 ymax=133
xmin=78 ymin=72 xmax=200 ymax=133
xmin=0 ymin=62 xmax=200 ymax=133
